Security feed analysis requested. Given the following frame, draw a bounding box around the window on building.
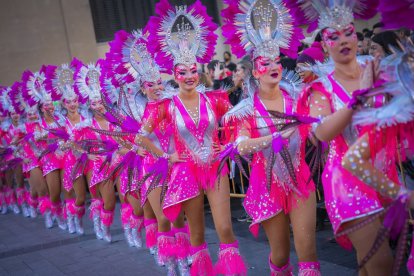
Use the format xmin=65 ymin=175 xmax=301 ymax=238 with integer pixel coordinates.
xmin=89 ymin=0 xmax=219 ymax=43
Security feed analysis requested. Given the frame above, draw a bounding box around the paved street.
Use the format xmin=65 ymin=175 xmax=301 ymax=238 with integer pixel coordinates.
xmin=0 ymin=198 xmax=378 ymax=276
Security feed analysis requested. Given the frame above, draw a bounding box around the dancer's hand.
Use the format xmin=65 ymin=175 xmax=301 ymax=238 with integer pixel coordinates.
xmin=136 ymin=147 xmax=146 ymax=157
xmin=168 ymin=152 xmax=185 ymax=164
xmin=88 ymin=154 xmax=102 ymax=161
xmin=280 ymin=128 xmax=296 ymax=139
xmin=213 ymin=142 xmax=223 ymax=153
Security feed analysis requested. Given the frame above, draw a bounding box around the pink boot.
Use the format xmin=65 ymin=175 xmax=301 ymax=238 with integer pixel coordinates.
xmin=51 ymin=201 xmax=66 ymax=230
xmin=190 ymin=242 xmax=214 ymax=276
xmin=215 ymin=240 xmax=247 ymax=276
xmin=27 ymin=195 xmax=38 ymax=218
xmin=130 ymin=213 xmax=144 ymax=248
xmin=269 ymin=256 xmax=293 ymax=276
xmin=100 ymin=208 xmax=114 ymax=243
xmin=89 ymin=198 xmax=103 ymax=239
xmin=120 ymin=203 xmax=134 ymax=247
xmin=144 ymin=218 xmax=158 ymax=253
xmin=157 ymin=231 xmax=177 ymax=274
xmin=298 ymin=262 xmax=321 ymax=276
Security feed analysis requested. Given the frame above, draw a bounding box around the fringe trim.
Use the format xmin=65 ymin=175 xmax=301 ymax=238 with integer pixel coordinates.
xmin=157 ymin=232 xmax=176 ymax=263
xmin=89 ymin=198 xmax=102 ymax=220
xmin=120 ymin=203 xmax=133 ymax=226
xmin=173 ymin=227 xmax=191 ymax=260
xmin=100 ymin=208 xmax=114 ymax=227
xmin=144 ymin=219 xmax=158 ymax=248
xmin=38 ymin=196 xmax=51 ymax=215
xmin=190 ymin=243 xmax=214 ymax=276
xmin=215 ymin=241 xmax=247 ymax=276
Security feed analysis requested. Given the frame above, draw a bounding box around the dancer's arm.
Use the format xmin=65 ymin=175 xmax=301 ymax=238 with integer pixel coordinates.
xmin=342 ymin=133 xmax=400 ymax=198
xmin=309 ymin=90 xmax=354 ymax=142
xmin=236 ymin=121 xmax=295 ymax=156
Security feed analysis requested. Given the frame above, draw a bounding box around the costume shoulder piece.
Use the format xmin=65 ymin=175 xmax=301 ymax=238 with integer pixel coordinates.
xmin=221 ymin=96 xmax=254 ymax=125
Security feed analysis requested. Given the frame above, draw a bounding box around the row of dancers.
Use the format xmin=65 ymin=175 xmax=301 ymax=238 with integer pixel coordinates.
xmin=1 ymin=0 xmax=414 ymax=275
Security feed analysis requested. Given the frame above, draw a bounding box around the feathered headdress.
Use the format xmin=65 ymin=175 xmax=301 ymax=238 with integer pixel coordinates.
xmin=107 ymin=29 xmax=162 ymax=85
xmin=221 ymin=0 xmax=304 ymax=60
xmin=377 ymin=0 xmax=414 ymax=30
xmin=45 ymin=58 xmax=87 ymax=103
xmin=294 ymin=0 xmax=378 ymax=32
xmin=0 ymin=86 xmax=15 ymax=114
xmin=147 ymin=0 xmax=218 ymax=73
xmin=21 ymin=66 xmax=60 ymax=106
xmin=74 ymin=61 xmax=103 ymax=102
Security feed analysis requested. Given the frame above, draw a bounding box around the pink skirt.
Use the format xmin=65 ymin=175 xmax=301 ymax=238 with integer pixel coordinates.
xmin=323 ymin=159 xmax=383 ymax=250
xmin=163 ymin=160 xmax=228 ymax=222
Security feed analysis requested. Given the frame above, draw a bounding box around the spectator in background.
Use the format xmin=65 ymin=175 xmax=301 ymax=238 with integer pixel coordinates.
xmin=362 ymin=28 xmax=370 ymax=37
xmin=166 ymin=79 xmax=178 ymax=89
xmin=396 ymin=27 xmax=412 ymax=45
xmin=198 ymin=72 xmax=213 ymax=88
xmin=363 ymin=32 xmax=372 ymax=54
xmin=357 ymin=32 xmax=365 ymax=55
xmin=280 ymin=57 xmax=297 ymax=71
xmin=370 ymin=31 xmax=403 ymax=59
xmin=227 ymin=59 xmax=253 ymax=106
xmin=223 ymin=51 xmax=237 ymax=72
xmin=372 ymin=22 xmax=384 ymax=36
xmin=206 ymin=59 xmax=233 ymax=90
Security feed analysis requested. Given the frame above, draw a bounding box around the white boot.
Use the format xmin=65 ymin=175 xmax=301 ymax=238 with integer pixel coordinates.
xmin=29 ymin=205 xmax=37 ymax=218
xmin=131 ymin=228 xmax=143 ymax=248
xmin=74 ymin=216 xmax=84 ymax=235
xmin=44 ymin=211 xmax=53 ymax=229
xmin=101 ymin=224 xmax=112 ymax=243
xmin=67 ymin=213 xmax=76 ymax=234
xmin=21 ymin=204 xmax=30 ymax=217
xmin=93 ymin=214 xmax=103 ymax=240
xmin=123 ymin=225 xmax=135 ymax=247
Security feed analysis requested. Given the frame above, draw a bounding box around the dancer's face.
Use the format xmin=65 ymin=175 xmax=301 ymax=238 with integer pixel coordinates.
xmin=142 ymin=79 xmax=164 ymax=101
xmin=322 ymin=24 xmax=357 ymax=64
xmin=369 ymin=41 xmax=385 ymax=60
xmin=296 ymin=63 xmax=315 ymax=83
xmin=90 ymin=99 xmax=105 ymax=114
xmin=174 ymin=63 xmax=199 ymax=92
xmin=41 ymin=101 xmax=55 ymax=115
xmin=63 ymin=96 xmax=79 ymax=114
xmin=233 ymin=64 xmax=246 ymax=87
xmin=252 ymin=56 xmax=283 ymax=85
xmin=27 ymin=110 xmax=39 ymax=121
xmin=10 ymin=112 xmax=20 ymax=123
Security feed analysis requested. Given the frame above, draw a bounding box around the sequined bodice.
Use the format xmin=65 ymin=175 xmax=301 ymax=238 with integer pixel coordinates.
xmin=172 ymin=94 xmax=217 ymax=164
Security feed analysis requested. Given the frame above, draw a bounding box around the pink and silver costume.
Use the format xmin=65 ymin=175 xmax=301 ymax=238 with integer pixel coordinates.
xmin=146 ymin=1 xmax=247 ymax=275
xmin=295 ymin=0 xmax=385 ymax=250
xmin=221 ymin=0 xmax=321 ymax=274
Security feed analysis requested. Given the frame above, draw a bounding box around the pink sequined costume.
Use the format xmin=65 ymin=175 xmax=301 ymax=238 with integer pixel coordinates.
xmin=221 ymin=1 xmax=320 ymax=274
xmin=299 ymin=75 xmax=386 ymax=249
xmin=146 ymin=1 xmax=246 ymax=274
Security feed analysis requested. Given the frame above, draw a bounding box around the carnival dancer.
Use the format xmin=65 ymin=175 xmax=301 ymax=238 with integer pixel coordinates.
xmin=103 ymin=29 xmax=190 ymax=273
xmin=21 ymin=68 xmax=67 ymax=230
xmin=293 ymin=0 xmax=395 ymax=275
xmin=220 ymin=1 xmax=322 ymax=275
xmin=342 ymin=45 xmax=414 ymax=276
xmin=10 ymin=81 xmax=49 ymax=219
xmin=0 ymin=86 xmax=26 ymax=215
xmin=133 ymin=1 xmax=247 ymax=275
xmin=45 ymin=60 xmax=90 ymax=235
xmin=73 ymin=61 xmax=119 ymax=242
xmin=0 ymin=110 xmax=10 ymax=214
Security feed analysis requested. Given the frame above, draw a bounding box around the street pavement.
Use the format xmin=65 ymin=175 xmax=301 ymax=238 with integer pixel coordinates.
xmin=0 ymin=198 xmax=375 ymax=276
